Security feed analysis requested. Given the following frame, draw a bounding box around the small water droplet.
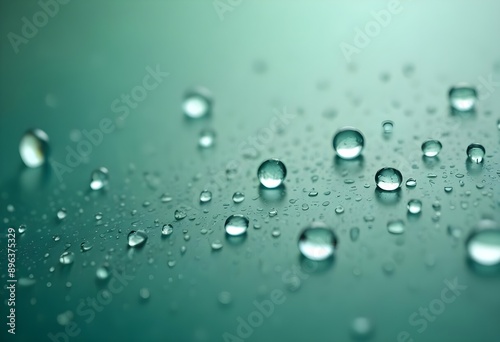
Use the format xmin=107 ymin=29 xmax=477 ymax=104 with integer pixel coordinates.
xmin=127 ymin=230 xmax=148 ymax=247
xmin=449 ymin=83 xmax=477 ymax=112
xmin=199 ymin=190 xmax=212 ymax=203
xmin=174 ymin=209 xmax=187 ymax=220
xmin=271 ymin=229 xmax=281 ymax=238
xmin=375 ymin=168 xmax=403 ymax=191
xmin=335 ymin=206 xmax=344 ymax=214
xmin=80 ymin=241 xmax=92 ymax=252
xmin=332 ymin=127 xmax=364 ymax=159
xmin=19 ymin=128 xmax=50 ymax=167
xmin=161 ymin=224 xmax=173 ymax=236
xmin=183 ymin=87 xmax=212 ymax=119
xmin=57 ymin=208 xmax=67 ymax=220
xmin=257 ymin=159 xmax=287 ymax=188
xmin=405 ymin=178 xmax=417 ymax=188
xmin=466 ymin=143 xmax=485 ymax=163
xmin=421 ymin=140 xmax=442 ymax=157
xmin=387 ymin=220 xmax=405 ymax=234
xmin=447 ymin=225 xmax=462 ymax=239
xmin=350 ymin=227 xmax=360 ymax=241
xmin=59 ymin=251 xmax=75 ymax=265
xmin=269 ymin=209 xmax=278 ymax=217
xmin=351 ymin=317 xmax=374 ymax=340
xmin=444 ymin=186 xmax=453 ymax=193
xmin=301 ymin=203 xmax=309 ymax=211
xmin=95 ymin=212 xmax=103 ymax=220
xmin=90 ymin=167 xmax=109 ymax=190
xmin=139 ymin=288 xmax=150 ymax=300
xmin=18 ymin=224 xmax=27 ymax=234
xmin=232 ymin=192 xmax=245 ymax=203
xmin=382 ymin=120 xmax=394 ymax=134
xmin=224 ymin=214 xmax=249 ymax=236
xmin=298 ymin=222 xmax=337 ymax=261
xmin=466 ymin=219 xmax=500 ymax=266
xmin=211 ymin=240 xmax=223 ymax=250
xmin=96 ymin=265 xmax=110 ymax=280
xmin=198 ymin=129 xmax=216 ymax=148
xmin=407 ymin=199 xmax=422 ymax=214
xmin=218 ymin=291 xmax=232 ymax=305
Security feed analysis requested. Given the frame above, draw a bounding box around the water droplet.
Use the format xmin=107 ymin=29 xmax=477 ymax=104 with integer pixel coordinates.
xmin=127 ymin=230 xmax=148 ymax=247
xmin=80 ymin=241 xmax=92 ymax=252
xmin=59 ymin=251 xmax=75 ymax=265
xmin=183 ymin=87 xmax=212 ymax=119
xmin=211 ymin=240 xmax=223 ymax=250
xmin=382 ymin=120 xmax=394 ymax=134
xmin=466 ymin=219 xmax=500 ymax=266
xmin=421 ymin=140 xmax=442 ymax=157
xmin=198 ymin=129 xmax=216 ymax=148
xmin=350 ymin=227 xmax=360 ymax=241
xmin=139 ymin=288 xmax=150 ymax=300
xmin=447 ymin=225 xmax=462 ymax=239
xmin=57 ymin=208 xmax=67 ymax=220
xmin=407 ymin=199 xmax=422 ymax=214
xmin=301 ymin=203 xmax=309 ymax=211
xmin=224 ymin=214 xmax=249 ymax=236
xmin=174 ymin=209 xmax=187 ymax=220
xmin=18 ymin=224 xmax=27 ymax=234
xmin=405 ymin=178 xmax=417 ymax=188
xmin=161 ymin=224 xmax=173 ymax=236
xmin=298 ymin=222 xmax=337 ymax=261
xmin=257 ymin=159 xmax=287 ymax=188
xmin=232 ymin=192 xmax=245 ymax=203
xmin=272 ymin=229 xmax=281 ymax=238
xmin=96 ymin=265 xmax=110 ymax=280
xmin=351 ymin=317 xmax=374 ymax=340
xmin=218 ymin=291 xmax=232 ymax=305
xmin=269 ymin=208 xmax=278 ymax=217
xmin=449 ymin=83 xmax=477 ymax=112
xmin=332 ymin=127 xmax=364 ymax=159
xmin=90 ymin=167 xmax=109 ymax=190
xmin=466 ymin=143 xmax=485 ymax=163
xmin=160 ymin=193 xmax=172 ymax=203
xmin=497 ymin=118 xmax=500 ymax=130
xmin=95 ymin=212 xmax=103 ymax=220
xmin=335 ymin=206 xmax=344 ymax=214
xmin=19 ymin=128 xmax=50 ymax=167
xmin=387 ymin=220 xmax=405 ymax=234
xmin=53 ymin=235 xmax=60 ymax=242
xmin=444 ymin=186 xmax=453 ymax=193
xmin=199 ymin=190 xmax=212 ymax=203
xmin=375 ymin=168 xmax=403 ymax=191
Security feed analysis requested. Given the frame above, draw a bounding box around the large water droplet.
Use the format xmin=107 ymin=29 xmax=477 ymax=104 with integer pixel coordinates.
xmin=174 ymin=209 xmax=187 ymax=220
xmin=257 ymin=159 xmax=287 ymax=188
xmin=19 ymin=128 xmax=50 ymax=167
xmin=298 ymin=222 xmax=337 ymax=261
xmin=466 ymin=143 xmax=485 ymax=163
xmin=332 ymin=127 xmax=364 ymax=159
xmin=466 ymin=219 xmax=500 ymax=266
xmin=449 ymin=83 xmax=477 ymax=112
xmin=387 ymin=220 xmax=405 ymax=234
xmin=59 ymin=251 xmax=75 ymax=265
xmin=407 ymin=199 xmax=422 ymax=214
xmin=90 ymin=167 xmax=109 ymax=190
xmin=127 ymin=230 xmax=148 ymax=247
xmin=199 ymin=190 xmax=212 ymax=203
xmin=224 ymin=214 xmax=249 ymax=236
xmin=375 ymin=168 xmax=402 ymax=191
xmin=232 ymin=192 xmax=245 ymax=203
xmin=183 ymin=87 xmax=212 ymax=119
xmin=421 ymin=140 xmax=442 ymax=157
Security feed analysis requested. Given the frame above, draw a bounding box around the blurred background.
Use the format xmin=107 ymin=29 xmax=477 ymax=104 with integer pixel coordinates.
xmin=1 ymin=0 xmax=499 ymax=341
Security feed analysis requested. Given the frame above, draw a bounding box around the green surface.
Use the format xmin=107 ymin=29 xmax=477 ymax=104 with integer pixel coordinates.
xmin=1 ymin=1 xmax=500 ymax=341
